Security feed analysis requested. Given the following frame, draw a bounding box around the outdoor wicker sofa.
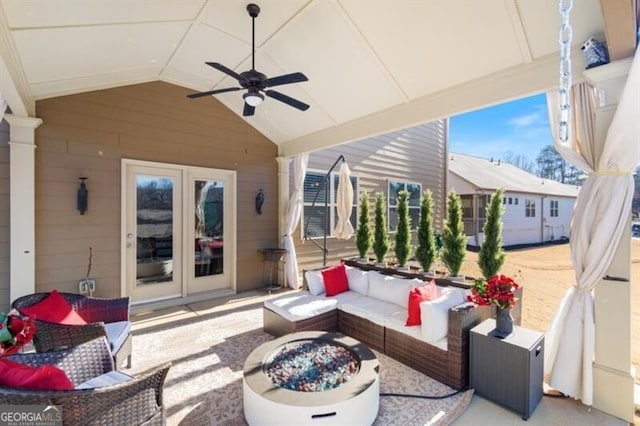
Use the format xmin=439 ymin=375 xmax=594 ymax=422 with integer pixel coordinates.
xmin=263 ymin=265 xmax=507 ymax=390
xmin=0 ymin=337 xmax=171 ymax=426
xmin=12 ymin=292 xmax=133 ymax=369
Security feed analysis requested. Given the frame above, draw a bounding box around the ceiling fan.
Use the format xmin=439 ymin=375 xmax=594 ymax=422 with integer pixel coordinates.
xmin=187 ymin=3 xmax=310 ymax=117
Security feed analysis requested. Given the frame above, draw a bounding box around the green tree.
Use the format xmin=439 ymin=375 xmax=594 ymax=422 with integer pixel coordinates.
xmin=441 ymin=189 xmax=466 ymax=277
xmin=373 ymin=192 xmax=390 ymax=263
xmin=415 ymin=189 xmax=438 ymax=272
xmin=535 ymin=144 xmax=582 ymax=185
xmin=394 ymin=190 xmax=412 ymax=267
xmin=355 ymin=191 xmax=372 ymax=259
xmin=478 ymin=188 xmax=506 ymax=279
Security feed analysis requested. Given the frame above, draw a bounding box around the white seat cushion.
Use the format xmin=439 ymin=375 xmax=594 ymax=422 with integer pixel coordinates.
xmin=304 ymin=269 xmax=326 ymax=296
xmin=386 ymin=311 xmax=448 ymax=350
xmin=264 ymin=292 xmax=338 ymax=322
xmin=345 ymin=266 xmax=369 ymax=295
xmin=328 ymin=290 xmax=365 ymax=307
xmin=420 ymin=287 xmax=467 ymax=343
xmin=367 ymin=271 xmax=416 ymax=308
xmin=339 ymin=296 xmax=403 ymax=326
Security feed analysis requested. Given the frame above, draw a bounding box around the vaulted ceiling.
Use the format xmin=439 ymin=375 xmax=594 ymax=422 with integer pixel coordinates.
xmin=0 ymin=0 xmax=634 ymax=156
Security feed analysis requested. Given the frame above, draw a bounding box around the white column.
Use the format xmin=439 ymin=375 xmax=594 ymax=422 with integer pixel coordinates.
xmin=276 ymin=157 xmax=292 ymax=244
xmin=583 ymin=60 xmax=635 ymax=422
xmin=275 ymin=157 xmax=291 ymax=287
xmin=5 ymin=114 xmax=42 ymax=301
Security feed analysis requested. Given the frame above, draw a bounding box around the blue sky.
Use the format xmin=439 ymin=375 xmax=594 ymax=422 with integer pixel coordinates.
xmin=449 ymin=93 xmax=553 ymax=163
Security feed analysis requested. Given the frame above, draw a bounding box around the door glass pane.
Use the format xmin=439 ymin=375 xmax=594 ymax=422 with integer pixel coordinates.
xmin=136 ymin=176 xmax=174 ymax=284
xmin=195 ymin=180 xmax=224 ymax=277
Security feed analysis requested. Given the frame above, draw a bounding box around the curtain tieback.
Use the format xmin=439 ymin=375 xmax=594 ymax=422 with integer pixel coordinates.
xmin=591 ymin=170 xmax=632 ymax=177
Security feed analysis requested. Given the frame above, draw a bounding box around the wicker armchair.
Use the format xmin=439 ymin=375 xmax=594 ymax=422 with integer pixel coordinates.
xmin=0 ymin=337 xmax=171 ymax=426
xmin=12 ymin=292 xmax=132 ymax=369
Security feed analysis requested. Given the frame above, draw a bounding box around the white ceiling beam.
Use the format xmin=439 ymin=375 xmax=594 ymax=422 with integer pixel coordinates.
xmin=599 ymin=0 xmax=638 ymax=61
xmin=505 ymin=0 xmax=533 ymax=63
xmin=0 ymin=5 xmax=33 ymax=116
xmin=279 ymin=48 xmax=586 ymax=157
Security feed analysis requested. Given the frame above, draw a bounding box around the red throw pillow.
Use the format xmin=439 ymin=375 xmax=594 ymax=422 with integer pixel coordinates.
xmin=405 ymin=280 xmax=438 ymax=326
xmin=0 ymin=358 xmax=73 ymax=390
xmin=321 ymin=264 xmax=349 ymax=297
xmin=19 ymin=290 xmax=87 ymax=325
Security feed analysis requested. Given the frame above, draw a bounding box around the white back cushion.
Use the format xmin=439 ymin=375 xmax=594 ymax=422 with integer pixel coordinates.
xmin=304 ymin=269 xmax=325 ymax=296
xmin=420 ymin=287 xmax=467 ymax=343
xmin=367 ymin=271 xmax=414 ymax=308
xmin=345 ymin=266 xmax=369 ymax=295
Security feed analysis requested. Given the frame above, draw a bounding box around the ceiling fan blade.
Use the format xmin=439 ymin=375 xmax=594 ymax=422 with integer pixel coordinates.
xmin=243 ymin=103 xmax=255 ymax=117
xmin=265 ymin=90 xmax=310 ymax=111
xmin=186 ymin=87 xmax=242 ymax=99
xmin=206 ymin=62 xmax=247 ymax=83
xmin=264 ymin=72 xmax=308 ymax=88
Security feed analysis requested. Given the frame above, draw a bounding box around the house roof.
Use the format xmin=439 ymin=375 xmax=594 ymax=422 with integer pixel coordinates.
xmin=449 ymin=153 xmax=580 ymax=197
xmin=0 ymin=0 xmax=625 ymax=157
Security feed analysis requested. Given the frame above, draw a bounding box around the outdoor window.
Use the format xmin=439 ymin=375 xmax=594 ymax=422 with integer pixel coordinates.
xmin=478 ymin=195 xmax=489 ymax=219
xmin=525 ymin=199 xmax=536 ymax=217
xmin=550 ymin=200 xmax=559 ymax=217
xmin=461 ymin=196 xmax=473 ymax=219
xmin=302 ymin=170 xmax=358 ymax=239
xmin=388 ymin=181 xmax=422 ymax=232
xmin=515 ymin=198 xmax=518 ymax=205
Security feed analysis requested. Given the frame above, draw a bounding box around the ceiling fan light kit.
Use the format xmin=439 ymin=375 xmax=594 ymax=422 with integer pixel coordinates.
xmin=187 ymin=3 xmax=309 ymax=116
xmin=243 ymin=89 xmax=264 ymax=107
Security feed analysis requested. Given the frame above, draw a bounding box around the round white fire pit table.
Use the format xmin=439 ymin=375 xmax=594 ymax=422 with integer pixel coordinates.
xmin=243 ymin=331 xmax=379 ymax=425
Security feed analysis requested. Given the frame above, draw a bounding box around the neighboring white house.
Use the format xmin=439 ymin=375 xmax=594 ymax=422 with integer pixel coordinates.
xmin=448 ymin=153 xmax=580 ymax=248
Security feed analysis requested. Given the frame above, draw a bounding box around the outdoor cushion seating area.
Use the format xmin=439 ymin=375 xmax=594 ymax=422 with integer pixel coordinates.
xmin=0 ymin=337 xmax=171 ymax=426
xmin=12 ymin=291 xmax=133 ymax=369
xmin=263 ymin=264 xmax=513 ymax=389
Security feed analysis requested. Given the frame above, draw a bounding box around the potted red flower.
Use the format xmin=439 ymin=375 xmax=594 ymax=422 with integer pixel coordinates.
xmin=468 ymin=274 xmax=520 ymax=337
xmin=0 ymin=310 xmax=36 ymax=356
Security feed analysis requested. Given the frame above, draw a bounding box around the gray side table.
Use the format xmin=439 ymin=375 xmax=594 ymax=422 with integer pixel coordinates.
xmin=470 ymin=318 xmax=544 ymax=420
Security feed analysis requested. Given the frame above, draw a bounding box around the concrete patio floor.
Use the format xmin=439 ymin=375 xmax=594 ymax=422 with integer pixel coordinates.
xmin=130 ymin=290 xmax=630 ymax=425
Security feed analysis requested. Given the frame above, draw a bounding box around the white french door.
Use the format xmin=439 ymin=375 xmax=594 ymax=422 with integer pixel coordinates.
xmin=122 ymin=160 xmax=236 ymax=304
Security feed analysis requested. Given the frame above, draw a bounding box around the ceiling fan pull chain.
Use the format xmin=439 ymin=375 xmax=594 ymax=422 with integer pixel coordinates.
xmin=558 ymin=0 xmax=573 ymax=143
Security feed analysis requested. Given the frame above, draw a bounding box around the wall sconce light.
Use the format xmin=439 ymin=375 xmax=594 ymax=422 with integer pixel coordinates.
xmin=255 ymin=189 xmax=264 ymax=215
xmin=77 ymin=177 xmax=88 ymax=215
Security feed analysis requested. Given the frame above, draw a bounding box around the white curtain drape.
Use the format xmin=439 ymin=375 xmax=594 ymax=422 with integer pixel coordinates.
xmin=544 ymin=48 xmax=640 ymax=404
xmin=333 ymin=162 xmax=354 ymax=239
xmin=0 ymin=93 xmax=7 ymax=123
xmin=283 ymin=154 xmax=309 ymax=288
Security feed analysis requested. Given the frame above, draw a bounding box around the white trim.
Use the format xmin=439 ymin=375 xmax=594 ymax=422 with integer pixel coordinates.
xmin=6 ymin=114 xmax=42 ymax=301
xmin=120 ymin=158 xmax=237 ymax=303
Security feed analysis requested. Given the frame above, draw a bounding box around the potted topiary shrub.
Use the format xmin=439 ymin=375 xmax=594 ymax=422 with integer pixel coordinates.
xmin=355 ymin=191 xmax=372 ymax=263
xmin=478 ymin=188 xmax=506 ymax=279
xmin=373 ymin=192 xmax=390 ymax=267
xmin=394 ymin=190 xmax=412 ymax=270
xmin=441 ymin=189 xmax=466 ymax=282
xmin=415 ymin=189 xmax=438 ymax=276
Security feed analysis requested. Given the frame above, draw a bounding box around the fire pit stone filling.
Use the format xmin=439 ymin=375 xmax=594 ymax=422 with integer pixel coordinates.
xmin=243 ymin=331 xmax=379 ymax=425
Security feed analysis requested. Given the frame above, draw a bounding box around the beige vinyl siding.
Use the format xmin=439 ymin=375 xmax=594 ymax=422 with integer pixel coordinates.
xmin=34 ymin=81 xmax=278 ymax=298
xmin=294 ymin=119 xmax=448 ymax=272
xmin=0 ymin=119 xmax=9 ymax=312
